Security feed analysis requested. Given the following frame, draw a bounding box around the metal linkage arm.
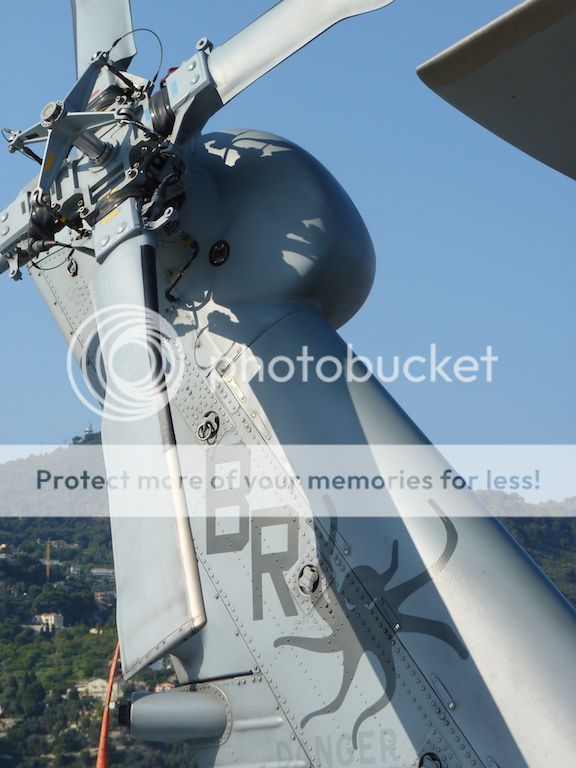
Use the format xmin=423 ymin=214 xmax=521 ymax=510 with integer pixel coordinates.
xmin=10 ymin=56 xmax=117 ymax=200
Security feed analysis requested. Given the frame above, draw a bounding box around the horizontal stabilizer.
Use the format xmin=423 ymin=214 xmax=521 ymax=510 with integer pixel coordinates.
xmin=417 ymin=0 xmax=576 ymax=179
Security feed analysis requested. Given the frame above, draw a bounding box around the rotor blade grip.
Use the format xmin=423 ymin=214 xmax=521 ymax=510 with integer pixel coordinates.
xmin=71 ymin=0 xmax=136 ymax=78
xmin=208 ymin=0 xmax=394 ymax=104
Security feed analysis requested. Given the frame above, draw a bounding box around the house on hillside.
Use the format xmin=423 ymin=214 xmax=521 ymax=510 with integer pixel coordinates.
xmin=90 ymin=567 xmax=114 ymax=579
xmin=76 ymin=678 xmax=120 ymax=701
xmin=33 ymin=612 xmax=64 ymax=632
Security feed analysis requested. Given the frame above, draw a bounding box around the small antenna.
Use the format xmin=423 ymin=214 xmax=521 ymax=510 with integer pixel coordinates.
xmin=46 ymin=540 xmax=51 ymax=583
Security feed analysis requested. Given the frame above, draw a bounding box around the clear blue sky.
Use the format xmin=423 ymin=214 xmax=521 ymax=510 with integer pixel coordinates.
xmin=0 ymin=0 xmax=574 ymax=444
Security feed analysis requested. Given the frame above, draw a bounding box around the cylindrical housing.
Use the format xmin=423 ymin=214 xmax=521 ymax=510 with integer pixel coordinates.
xmin=128 ymin=691 xmax=228 ymax=743
xmin=74 ymin=130 xmax=110 ymax=163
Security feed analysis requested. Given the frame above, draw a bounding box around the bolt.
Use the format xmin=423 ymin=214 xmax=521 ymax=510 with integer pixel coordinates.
xmin=191 ymin=74 xmax=199 ymax=85
xmin=1 ymin=213 xmax=8 ymax=222
xmin=196 ymin=37 xmax=213 ymax=52
xmin=1 ymin=227 xmax=9 ymax=236
xmin=40 ymin=100 xmax=64 ymax=127
xmin=188 ymin=60 xmax=197 ymax=71
xmin=116 ymin=223 xmax=127 ymax=235
xmin=99 ymin=236 xmax=110 ymax=247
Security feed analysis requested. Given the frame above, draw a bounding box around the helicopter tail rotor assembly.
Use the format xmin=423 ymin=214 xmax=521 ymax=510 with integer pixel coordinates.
xmin=0 ymin=0 xmax=396 ymax=693
xmin=2 ymin=1 xmax=576 ymax=766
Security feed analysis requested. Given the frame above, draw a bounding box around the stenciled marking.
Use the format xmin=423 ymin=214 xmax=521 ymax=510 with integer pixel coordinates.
xmin=275 ymin=498 xmax=468 ymax=749
xmin=205 ymin=447 xmax=468 ymax=752
xmin=205 ymin=445 xmax=299 ymax=620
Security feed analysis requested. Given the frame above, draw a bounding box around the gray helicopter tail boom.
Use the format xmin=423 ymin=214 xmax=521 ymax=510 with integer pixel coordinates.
xmin=2 ymin=0 xmax=575 ymax=764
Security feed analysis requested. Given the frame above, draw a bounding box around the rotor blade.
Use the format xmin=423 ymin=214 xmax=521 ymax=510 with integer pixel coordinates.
xmin=417 ymin=0 xmax=576 ymax=180
xmin=89 ymin=210 xmax=206 ymax=676
xmin=71 ymin=0 xmax=136 ymax=78
xmin=207 ymin=0 xmax=395 ymax=105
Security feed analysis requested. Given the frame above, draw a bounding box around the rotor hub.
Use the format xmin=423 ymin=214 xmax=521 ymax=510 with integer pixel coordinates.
xmin=40 ymin=101 xmax=64 ymax=128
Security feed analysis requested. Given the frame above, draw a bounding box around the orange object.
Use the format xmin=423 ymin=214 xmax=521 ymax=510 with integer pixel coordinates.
xmin=96 ymin=641 xmax=121 ymax=768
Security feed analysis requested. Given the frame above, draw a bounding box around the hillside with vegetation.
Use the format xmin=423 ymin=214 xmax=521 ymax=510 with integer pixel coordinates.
xmin=479 ymin=491 xmax=576 ymax=605
xmin=0 ymin=510 xmax=208 ymax=767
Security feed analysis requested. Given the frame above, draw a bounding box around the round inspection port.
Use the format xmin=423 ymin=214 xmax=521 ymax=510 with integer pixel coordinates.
xmin=209 ymin=240 xmax=230 ymax=267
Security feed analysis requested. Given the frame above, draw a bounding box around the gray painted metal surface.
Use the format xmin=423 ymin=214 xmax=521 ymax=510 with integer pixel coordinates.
xmin=22 ymin=127 xmax=576 ymax=766
xmin=90 ymin=215 xmax=207 ymax=677
xmin=1 ymin=1 xmax=575 ymax=767
xmin=129 ymin=690 xmax=228 ymax=742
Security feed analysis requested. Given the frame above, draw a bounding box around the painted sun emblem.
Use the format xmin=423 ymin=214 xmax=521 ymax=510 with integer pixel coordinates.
xmin=274 ymin=498 xmax=468 ymax=749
